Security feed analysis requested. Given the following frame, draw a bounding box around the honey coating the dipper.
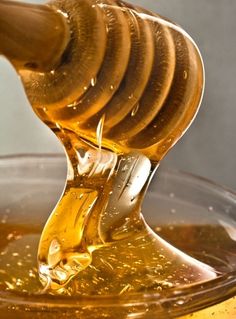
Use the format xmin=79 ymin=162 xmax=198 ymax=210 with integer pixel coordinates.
xmin=17 ymin=0 xmax=217 ymax=295
xmin=2 ymin=0 xmax=217 ymax=296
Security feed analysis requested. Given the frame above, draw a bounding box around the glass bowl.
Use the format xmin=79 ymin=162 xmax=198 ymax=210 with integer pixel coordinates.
xmin=0 ymin=154 xmax=235 ymax=319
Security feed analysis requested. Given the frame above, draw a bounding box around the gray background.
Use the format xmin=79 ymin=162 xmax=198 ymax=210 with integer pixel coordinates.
xmin=0 ymin=0 xmax=236 ymax=189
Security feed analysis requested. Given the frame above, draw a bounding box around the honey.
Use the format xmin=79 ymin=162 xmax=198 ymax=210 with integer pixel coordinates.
xmin=0 ymin=218 xmax=236 ymax=318
xmin=17 ymin=0 xmax=215 ymax=294
xmin=0 ymin=0 xmax=236 ymax=317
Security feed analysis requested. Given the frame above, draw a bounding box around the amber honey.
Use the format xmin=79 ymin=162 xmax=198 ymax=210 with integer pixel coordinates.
xmin=0 ymin=218 xmax=236 ymax=318
xmin=0 ymin=0 xmax=235 ymax=317
xmin=17 ymin=0 xmax=209 ymax=294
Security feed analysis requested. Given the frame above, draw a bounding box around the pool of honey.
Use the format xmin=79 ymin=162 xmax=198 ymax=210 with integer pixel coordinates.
xmin=0 ymin=220 xmax=235 ymax=318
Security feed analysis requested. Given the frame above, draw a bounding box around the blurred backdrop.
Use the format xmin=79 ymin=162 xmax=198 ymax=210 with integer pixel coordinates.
xmin=0 ymin=0 xmax=236 ymax=189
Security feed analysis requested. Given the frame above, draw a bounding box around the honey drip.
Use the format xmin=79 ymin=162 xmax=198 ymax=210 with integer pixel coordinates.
xmin=4 ymin=0 xmax=217 ymax=295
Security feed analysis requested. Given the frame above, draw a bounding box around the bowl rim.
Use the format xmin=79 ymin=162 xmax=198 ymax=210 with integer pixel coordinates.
xmin=0 ymin=153 xmax=235 ymax=195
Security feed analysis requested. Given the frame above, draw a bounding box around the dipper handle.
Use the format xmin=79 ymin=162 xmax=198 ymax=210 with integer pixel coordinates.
xmin=0 ymin=0 xmax=70 ymax=71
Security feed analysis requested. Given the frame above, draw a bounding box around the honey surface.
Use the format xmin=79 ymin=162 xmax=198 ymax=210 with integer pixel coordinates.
xmin=0 ymin=222 xmax=236 ymax=318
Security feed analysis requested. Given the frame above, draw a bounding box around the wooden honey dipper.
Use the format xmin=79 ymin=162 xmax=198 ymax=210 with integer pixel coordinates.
xmin=0 ymin=0 xmax=204 ymax=162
